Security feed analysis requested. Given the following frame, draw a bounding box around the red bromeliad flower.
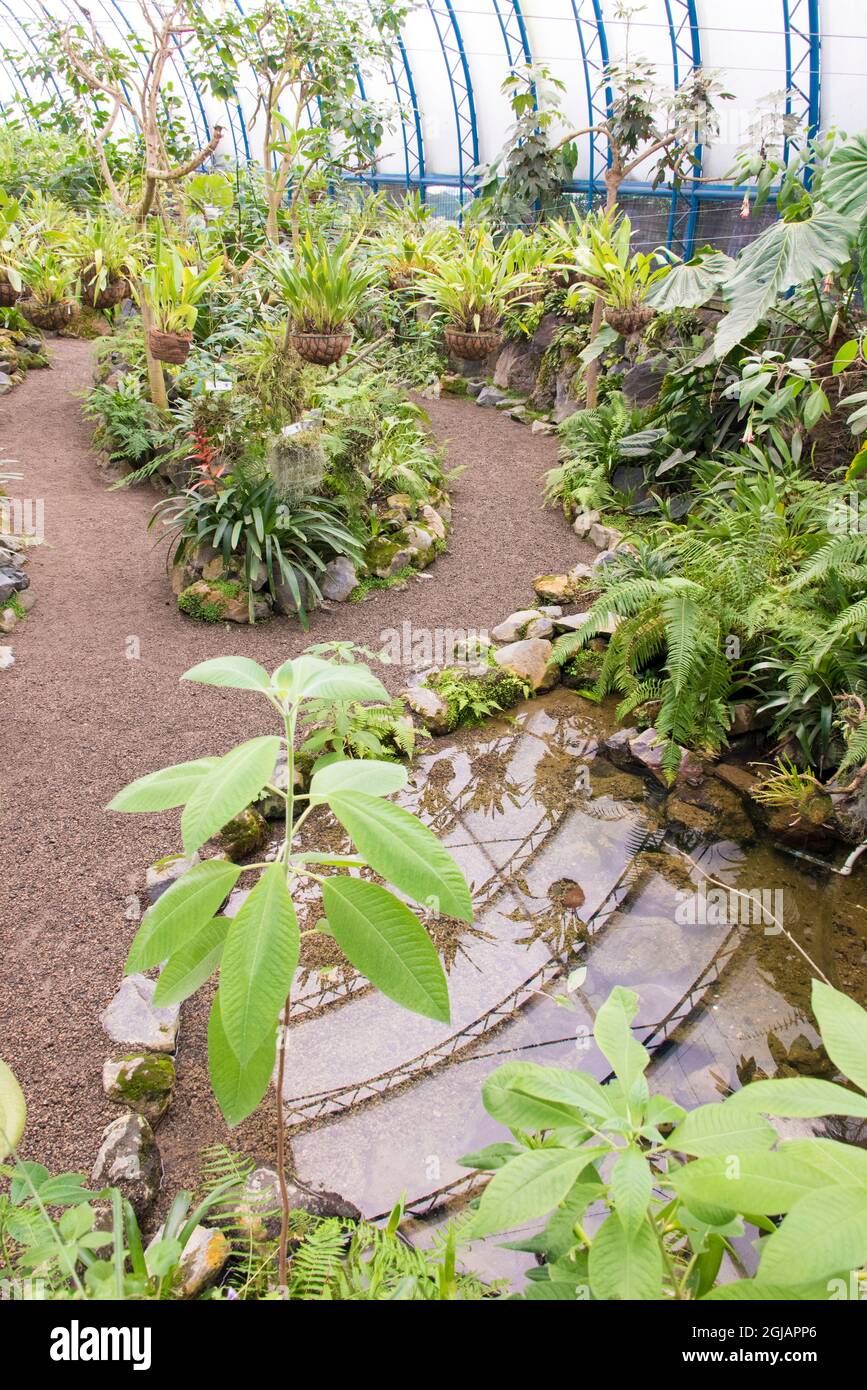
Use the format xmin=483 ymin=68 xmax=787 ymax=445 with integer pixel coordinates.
xmin=188 ymin=429 xmax=226 ymax=492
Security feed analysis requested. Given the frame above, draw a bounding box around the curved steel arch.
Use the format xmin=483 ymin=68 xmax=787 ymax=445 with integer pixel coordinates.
xmin=569 ymin=0 xmax=612 ymax=210
xmin=371 ymin=0 xmax=424 ymax=193
xmin=663 ymin=0 xmax=703 ymax=254
xmin=491 ymin=0 xmax=532 ymax=71
xmin=783 ymin=0 xmax=821 ymax=185
xmin=424 ymin=0 xmax=479 ymax=209
xmin=0 ymin=4 xmax=38 ymax=118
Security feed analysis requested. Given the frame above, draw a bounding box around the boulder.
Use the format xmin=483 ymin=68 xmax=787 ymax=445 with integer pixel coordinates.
xmin=146 ymin=1223 xmax=229 ymax=1297
xmin=0 ymin=645 xmax=14 ymax=670
xmin=0 ymin=607 xmax=16 ymax=634
xmin=145 ymin=853 xmax=199 ymax=905
xmin=100 ymin=974 xmax=180 ymax=1053
xmin=531 ymin=419 xmax=557 ymax=436
xmin=402 ymin=684 xmax=450 ymax=735
xmin=91 ymin=1113 xmax=161 ymax=1218
xmin=491 ymin=609 xmax=546 ymax=643
xmin=622 ymin=360 xmax=667 ymax=409
xmin=399 ymin=523 xmax=435 ymax=555
xmin=321 ymin=556 xmax=358 ymax=602
xmin=589 ymin=522 xmax=622 ymax=551
xmin=419 ymin=504 xmax=446 ymax=541
xmin=493 ymin=638 xmax=560 ymax=692
xmin=367 ymin=539 xmax=415 ymax=580
xmin=572 ymin=510 xmax=601 ymax=539
xmin=216 ymin=805 xmax=269 ymax=861
xmin=257 ymin=748 xmax=305 ymax=818
xmin=476 ymin=384 xmax=507 ymax=407
xmin=103 ymin=1053 xmax=176 ymax=1125
xmin=236 ymin=1166 xmax=361 ymax=1243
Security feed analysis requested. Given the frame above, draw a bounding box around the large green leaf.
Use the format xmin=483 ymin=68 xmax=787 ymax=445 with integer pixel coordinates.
xmin=704 ymin=1278 xmax=839 ymax=1301
xmin=181 ymin=656 xmax=273 ymax=693
xmin=482 ymin=1062 xmax=614 ymax=1130
xmin=327 ymin=791 xmax=473 ymax=923
xmin=611 ymin=1147 xmax=653 ymax=1236
xmin=0 ymin=1057 xmax=26 ymax=1159
xmin=153 ymin=916 xmax=229 ymax=1006
xmin=593 ymin=987 xmax=649 ymax=1106
xmin=781 ymin=1137 xmax=867 ymax=1185
xmin=272 ymin=655 xmax=390 ymax=705
xmin=208 ymin=991 xmax=276 ymax=1127
xmin=308 ymin=758 xmax=407 ymax=803
xmin=645 ymin=248 xmax=733 ymax=311
xmin=712 ymin=209 xmax=856 ymax=359
xmin=219 ymin=863 xmax=299 ymax=1066
xmin=321 ymin=876 xmax=449 ymax=1023
xmin=471 ymin=1146 xmax=604 ymax=1237
xmin=665 ymin=1098 xmax=776 ymax=1158
xmin=126 ymin=859 xmax=240 ymax=973
xmin=821 ymin=133 xmax=867 ymax=220
xmin=671 ymin=1150 xmax=832 ymax=1215
xmin=107 ymin=757 xmax=218 ymax=813
xmin=181 ymin=736 xmax=281 ymax=855
xmin=811 ymin=980 xmax=867 ymax=1093
xmin=482 ymin=1063 xmax=591 ymax=1132
xmin=588 ymin=1210 xmax=662 ymax=1300
xmin=726 ymin=1075 xmax=867 ymax=1119
xmin=757 ymin=1186 xmax=867 ymax=1285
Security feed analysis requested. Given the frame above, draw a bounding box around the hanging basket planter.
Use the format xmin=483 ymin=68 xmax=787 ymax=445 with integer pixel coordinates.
xmin=287 ymin=330 xmax=352 ymax=366
xmin=604 ymin=305 xmax=655 ymax=337
xmin=0 ymin=279 xmax=19 ymax=308
xmin=83 ymin=275 xmax=131 ymax=311
xmin=148 ymin=327 xmax=193 ymax=365
xmin=18 ymin=298 xmax=80 ymax=332
xmin=443 ymin=326 xmax=501 ymax=361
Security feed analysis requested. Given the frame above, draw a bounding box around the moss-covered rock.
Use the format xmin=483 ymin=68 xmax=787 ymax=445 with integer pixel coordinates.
xmin=103 ymin=1052 xmax=176 ymax=1125
xmin=178 ymin=578 xmax=270 ymax=624
xmin=366 ymin=537 xmax=416 ymax=579
xmin=217 ymin=805 xmax=269 ymax=861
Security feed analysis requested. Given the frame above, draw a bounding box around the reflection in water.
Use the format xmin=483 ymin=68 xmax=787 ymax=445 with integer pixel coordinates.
xmin=287 ymin=687 xmax=867 ymax=1219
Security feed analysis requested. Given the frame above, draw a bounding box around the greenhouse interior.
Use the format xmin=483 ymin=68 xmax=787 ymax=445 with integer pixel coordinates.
xmin=1 ymin=0 xmax=867 ymax=1322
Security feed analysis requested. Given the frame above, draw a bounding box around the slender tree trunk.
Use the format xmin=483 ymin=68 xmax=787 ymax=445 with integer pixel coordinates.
xmin=584 ymin=168 xmax=623 ymax=410
xmin=275 ymin=998 xmax=292 ymax=1296
xmin=139 ymin=293 xmax=168 ymax=411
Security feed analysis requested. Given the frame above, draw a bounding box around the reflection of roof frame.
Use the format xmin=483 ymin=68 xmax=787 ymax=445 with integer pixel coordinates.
xmin=424 ymin=0 xmax=479 ymax=211
xmin=664 ymin=1 xmax=703 ymax=256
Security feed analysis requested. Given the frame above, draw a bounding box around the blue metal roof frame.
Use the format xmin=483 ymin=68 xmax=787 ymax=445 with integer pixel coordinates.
xmin=783 ymin=0 xmax=822 ymax=187
xmin=664 ymin=0 xmax=703 ymax=255
xmin=570 ymin=0 xmax=612 ymax=211
xmin=370 ymin=0 xmax=424 ymax=193
xmin=424 ymin=0 xmax=479 ymax=212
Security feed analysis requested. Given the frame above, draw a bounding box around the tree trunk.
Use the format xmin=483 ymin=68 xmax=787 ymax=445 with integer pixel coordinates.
xmin=584 ymin=168 xmax=623 ymax=410
xmin=139 ymin=293 xmax=169 ymax=412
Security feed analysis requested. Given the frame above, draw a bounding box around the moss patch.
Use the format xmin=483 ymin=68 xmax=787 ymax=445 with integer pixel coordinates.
xmin=178 ymin=578 xmax=244 ymax=622
xmin=427 ymin=665 xmax=529 ymax=732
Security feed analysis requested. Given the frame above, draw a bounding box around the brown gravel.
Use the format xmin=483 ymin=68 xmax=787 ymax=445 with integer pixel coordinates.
xmin=0 ymin=338 xmax=592 ymax=1201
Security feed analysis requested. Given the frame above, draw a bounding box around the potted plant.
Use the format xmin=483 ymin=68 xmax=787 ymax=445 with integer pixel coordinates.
xmin=566 ymin=219 xmax=671 ymax=337
xmin=72 ymin=213 xmax=138 ymax=310
xmin=135 ymin=233 xmax=223 ymax=364
xmin=417 ymin=233 xmax=535 ymax=360
xmin=270 ymin=233 xmax=377 ymax=365
xmin=17 ymin=250 xmax=79 ymax=330
xmin=0 ymin=191 xmax=23 ymax=307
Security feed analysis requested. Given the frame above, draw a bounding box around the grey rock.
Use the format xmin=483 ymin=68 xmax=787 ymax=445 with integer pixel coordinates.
xmin=531 ymin=419 xmax=557 ymax=435
xmin=622 ymin=360 xmax=667 ymax=409
xmin=103 ymin=1052 xmax=176 ymax=1125
xmin=493 ymin=637 xmax=560 ymax=692
xmin=572 ymin=509 xmax=601 ymax=539
xmin=476 ymin=385 xmax=506 ymax=407
xmin=610 ymin=465 xmax=648 ymax=500
xmin=466 ymin=379 xmax=485 ymax=397
xmin=100 ymin=974 xmax=180 ymax=1053
xmin=146 ymin=1223 xmax=229 ymax=1296
xmin=0 ymin=607 xmax=16 ymax=634
xmin=400 ymin=523 xmax=435 ymax=553
xmin=321 ymin=555 xmax=358 ymax=602
xmin=419 ymin=504 xmax=446 ymax=540
xmin=373 ymin=544 xmax=415 ymax=580
xmin=491 ymin=609 xmax=544 ymax=643
xmin=0 ymin=546 xmax=16 ymax=566
xmin=257 ymin=747 xmax=305 ymax=818
xmin=592 ymin=549 xmax=622 ymax=570
xmin=145 ymin=853 xmax=199 ymax=904
xmin=91 ymin=1112 xmax=161 ymax=1217
xmin=0 ymin=645 xmax=14 ymax=669
xmin=0 ymin=371 xmax=12 ymax=394
xmin=236 ymin=1166 xmax=362 ymax=1243
xmin=402 ymin=684 xmax=450 ymax=734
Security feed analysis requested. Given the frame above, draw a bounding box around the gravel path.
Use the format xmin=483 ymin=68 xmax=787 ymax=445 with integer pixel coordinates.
xmin=0 ymin=337 xmax=592 ymax=1199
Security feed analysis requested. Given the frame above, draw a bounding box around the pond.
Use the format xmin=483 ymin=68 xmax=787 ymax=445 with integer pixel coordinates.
xmin=248 ymin=688 xmax=866 ymax=1268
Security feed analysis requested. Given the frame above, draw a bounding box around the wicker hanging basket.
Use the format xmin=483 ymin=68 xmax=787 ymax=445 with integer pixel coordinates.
xmin=0 ymin=279 xmax=19 ymax=307
xmin=148 ymin=327 xmax=193 ymax=365
xmin=604 ymin=305 xmax=655 ymax=336
xmin=443 ymin=326 xmax=501 ymax=361
xmin=18 ymin=298 xmax=80 ymax=332
xmin=287 ymin=330 xmax=352 ymax=366
xmin=83 ymin=275 xmax=131 ymax=311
